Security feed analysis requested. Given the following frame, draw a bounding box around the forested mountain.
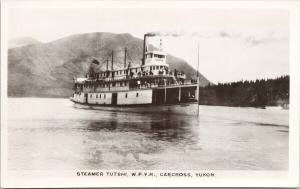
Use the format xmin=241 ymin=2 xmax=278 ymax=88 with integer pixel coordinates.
xmin=198 ymin=75 xmax=289 ymax=107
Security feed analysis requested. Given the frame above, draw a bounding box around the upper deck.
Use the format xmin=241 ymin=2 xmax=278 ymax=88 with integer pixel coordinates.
xmin=73 ymin=34 xmax=197 ymax=93
xmin=76 ymin=48 xmax=187 ymax=84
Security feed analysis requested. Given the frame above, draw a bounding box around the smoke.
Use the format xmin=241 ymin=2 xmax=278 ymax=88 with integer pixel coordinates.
xmin=147 ymin=31 xmax=185 ymax=37
xmin=146 ymin=31 xmax=208 ymax=38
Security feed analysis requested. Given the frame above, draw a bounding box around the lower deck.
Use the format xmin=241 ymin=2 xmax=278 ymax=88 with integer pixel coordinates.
xmin=71 ymin=85 xmax=198 ymax=106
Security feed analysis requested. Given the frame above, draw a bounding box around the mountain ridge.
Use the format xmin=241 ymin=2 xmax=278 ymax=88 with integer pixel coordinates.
xmin=8 ymin=37 xmax=41 ymax=49
xmin=8 ymin=32 xmax=211 ymax=97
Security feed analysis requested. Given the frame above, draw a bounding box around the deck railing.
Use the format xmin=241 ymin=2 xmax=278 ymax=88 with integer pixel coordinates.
xmin=129 ymin=80 xmax=198 ymax=90
xmin=86 ymin=74 xmax=187 ymax=82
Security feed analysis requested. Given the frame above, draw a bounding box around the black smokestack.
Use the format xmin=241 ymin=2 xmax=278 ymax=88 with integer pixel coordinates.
xmin=142 ymin=35 xmax=147 ymax=66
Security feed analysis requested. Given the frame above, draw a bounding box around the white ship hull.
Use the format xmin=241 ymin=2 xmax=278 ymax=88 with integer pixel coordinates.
xmin=72 ymin=101 xmax=199 ymax=116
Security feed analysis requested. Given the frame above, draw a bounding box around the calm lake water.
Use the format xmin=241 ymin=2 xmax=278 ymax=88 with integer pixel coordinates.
xmin=7 ymin=98 xmax=289 ymax=170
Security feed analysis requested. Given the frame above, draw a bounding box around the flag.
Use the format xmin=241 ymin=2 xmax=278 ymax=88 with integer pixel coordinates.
xmin=92 ymin=58 xmax=100 ymax=65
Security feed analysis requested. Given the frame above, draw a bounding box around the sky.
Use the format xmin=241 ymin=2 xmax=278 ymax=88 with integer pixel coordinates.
xmin=6 ymin=7 xmax=289 ymax=83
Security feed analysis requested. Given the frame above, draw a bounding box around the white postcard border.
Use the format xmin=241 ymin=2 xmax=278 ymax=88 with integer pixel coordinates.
xmin=1 ymin=0 xmax=299 ymax=188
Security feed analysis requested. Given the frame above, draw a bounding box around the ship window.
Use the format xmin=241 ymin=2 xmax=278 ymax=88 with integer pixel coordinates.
xmin=156 ymin=66 xmax=159 ymax=70
xmin=112 ymin=83 xmax=115 ymax=87
xmin=100 ymin=94 xmax=101 ymax=99
xmin=90 ymin=94 xmax=92 ymax=98
xmin=120 ymin=82 xmax=123 ymax=87
xmin=135 ymin=68 xmax=137 ymax=72
xmin=96 ymin=94 xmax=98 ymax=98
xmin=136 ymin=93 xmax=139 ymax=97
xmin=125 ymin=93 xmax=128 ymax=98
xmin=160 ymin=66 xmax=163 ymax=69
xmin=104 ymin=94 xmax=106 ymax=98
xmin=154 ymin=54 xmax=165 ymax=58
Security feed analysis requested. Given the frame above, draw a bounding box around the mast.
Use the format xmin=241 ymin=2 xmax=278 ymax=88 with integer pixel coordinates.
xmin=111 ymin=50 xmax=114 ymax=71
xmin=124 ymin=48 xmax=127 ymax=68
xmin=106 ymin=59 xmax=109 ymax=71
xmin=197 ymin=42 xmax=200 ymax=117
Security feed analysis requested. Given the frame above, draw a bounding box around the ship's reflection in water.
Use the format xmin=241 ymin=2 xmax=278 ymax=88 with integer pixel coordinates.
xmin=80 ymin=112 xmax=201 ymax=170
xmin=85 ymin=113 xmax=199 ymax=143
xmin=8 ymin=98 xmax=289 ymax=170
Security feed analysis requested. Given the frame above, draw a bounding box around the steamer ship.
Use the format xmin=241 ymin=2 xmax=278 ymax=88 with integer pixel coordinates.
xmin=70 ymin=33 xmax=199 ymax=115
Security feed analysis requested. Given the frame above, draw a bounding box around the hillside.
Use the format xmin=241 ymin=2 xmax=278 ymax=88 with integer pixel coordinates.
xmin=8 ymin=37 xmax=41 ymax=49
xmin=8 ymin=32 xmax=211 ymax=98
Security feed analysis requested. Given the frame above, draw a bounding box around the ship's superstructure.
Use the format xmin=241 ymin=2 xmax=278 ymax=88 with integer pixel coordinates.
xmin=71 ymin=33 xmax=199 ymax=113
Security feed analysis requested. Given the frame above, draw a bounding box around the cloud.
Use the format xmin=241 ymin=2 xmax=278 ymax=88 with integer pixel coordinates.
xmin=218 ymin=31 xmax=232 ymax=38
xmin=244 ymin=32 xmax=288 ymax=46
xmin=151 ymin=30 xmax=288 ymax=47
xmin=148 ymin=30 xmax=212 ymax=38
xmin=245 ymin=35 xmax=268 ymax=45
xmin=215 ymin=30 xmax=288 ymax=46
